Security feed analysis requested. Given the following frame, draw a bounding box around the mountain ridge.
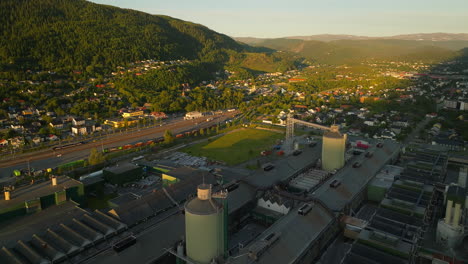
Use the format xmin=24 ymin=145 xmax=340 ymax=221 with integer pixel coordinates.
xmin=236 ymin=33 xmax=468 ymax=43
xmin=0 ymin=0 xmax=244 ymax=72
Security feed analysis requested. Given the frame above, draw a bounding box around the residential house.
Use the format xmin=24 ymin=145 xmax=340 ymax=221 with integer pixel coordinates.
xmin=392 ymin=120 xmax=410 ymax=128
xmin=122 ymin=111 xmax=144 ymax=118
xmin=0 ymin=139 xmax=8 ymax=147
xmin=184 ymin=111 xmax=203 ymax=120
xmin=9 ymin=137 xmax=24 ymax=148
xmin=21 ymin=110 xmax=33 ymax=116
xmin=32 ymin=137 xmax=43 ymax=145
xmin=72 ymin=117 xmax=85 ymax=126
xmin=10 ymin=124 xmax=24 ymax=132
xmin=380 ymin=130 xmax=396 ymax=140
xmin=71 ymin=126 xmax=88 ymax=136
xmin=348 ymin=128 xmax=362 ymax=136
xmin=104 ymin=118 xmax=139 ymax=128
xmin=49 ymin=120 xmax=64 ymax=129
xmin=293 ymin=105 xmax=308 ymax=112
xmin=364 ymin=119 xmax=378 ymax=127
xmin=151 ymin=112 xmax=168 ymax=119
xmin=71 ymin=120 xmax=96 ymax=135
xmin=47 ymin=134 xmax=59 ymax=141
xmin=390 ymin=127 xmax=402 ymax=135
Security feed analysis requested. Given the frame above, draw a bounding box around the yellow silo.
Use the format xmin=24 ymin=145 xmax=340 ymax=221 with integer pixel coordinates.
xmin=322 ymin=125 xmax=346 ymax=171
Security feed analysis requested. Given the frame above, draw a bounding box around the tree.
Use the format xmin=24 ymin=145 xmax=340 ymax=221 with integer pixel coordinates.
xmin=163 ymin=130 xmax=175 ymax=144
xmin=88 ymin=148 xmax=105 ymax=165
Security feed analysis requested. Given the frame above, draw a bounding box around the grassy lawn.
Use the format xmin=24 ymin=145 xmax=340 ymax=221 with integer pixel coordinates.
xmin=182 ymin=129 xmax=284 ymax=165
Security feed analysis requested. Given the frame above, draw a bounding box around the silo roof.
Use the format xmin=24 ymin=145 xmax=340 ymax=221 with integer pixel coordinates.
xmin=323 ymin=130 xmax=344 ymax=139
xmin=185 ymin=198 xmax=222 ymax=215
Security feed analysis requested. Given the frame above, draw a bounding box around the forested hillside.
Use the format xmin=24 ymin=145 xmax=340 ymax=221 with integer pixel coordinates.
xmin=0 ymin=0 xmax=242 ymax=73
xmin=237 ymin=38 xmax=465 ymax=64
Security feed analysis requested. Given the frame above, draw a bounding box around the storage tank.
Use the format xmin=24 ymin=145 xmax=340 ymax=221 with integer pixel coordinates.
xmin=185 ymin=184 xmax=224 ymax=264
xmin=322 ymin=125 xmax=346 ymax=171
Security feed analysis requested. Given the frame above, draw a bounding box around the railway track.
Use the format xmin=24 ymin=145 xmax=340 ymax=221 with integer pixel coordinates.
xmin=0 ymin=112 xmax=238 ymax=168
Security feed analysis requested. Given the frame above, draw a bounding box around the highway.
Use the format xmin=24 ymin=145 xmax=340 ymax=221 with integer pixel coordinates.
xmin=0 ymin=111 xmax=238 ymax=177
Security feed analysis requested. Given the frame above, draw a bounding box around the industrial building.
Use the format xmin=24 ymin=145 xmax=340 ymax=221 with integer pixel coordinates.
xmin=9 ymin=131 xmax=466 ymax=264
xmin=103 ymin=163 xmax=143 ymax=186
xmin=339 ymin=146 xmax=468 ymax=264
xmin=0 ymin=176 xmax=125 ymax=264
xmin=161 ymin=166 xmax=201 ymax=186
xmin=0 ymin=176 xmax=84 ymax=223
xmin=231 ymin=200 xmax=338 ymax=264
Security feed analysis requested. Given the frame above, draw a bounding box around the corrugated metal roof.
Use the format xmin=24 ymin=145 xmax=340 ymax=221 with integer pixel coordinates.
xmin=313 ymin=140 xmax=400 ymax=211
xmin=231 ymin=202 xmax=335 ymax=264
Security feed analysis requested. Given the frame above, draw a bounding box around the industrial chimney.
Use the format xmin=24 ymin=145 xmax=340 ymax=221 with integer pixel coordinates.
xmin=51 ymin=176 xmax=57 ymax=186
xmin=4 ymin=190 xmax=10 ymax=201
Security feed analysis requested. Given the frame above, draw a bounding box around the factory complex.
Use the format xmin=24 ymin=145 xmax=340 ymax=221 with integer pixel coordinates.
xmin=0 ymin=124 xmax=467 ymax=264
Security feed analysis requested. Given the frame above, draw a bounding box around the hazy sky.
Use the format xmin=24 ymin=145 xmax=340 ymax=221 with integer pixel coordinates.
xmin=89 ymin=0 xmax=468 ymax=38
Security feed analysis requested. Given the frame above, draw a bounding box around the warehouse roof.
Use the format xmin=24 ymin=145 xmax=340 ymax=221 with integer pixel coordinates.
xmin=231 ymin=202 xmax=335 ymax=264
xmin=84 ymin=213 xmax=185 ymax=264
xmin=108 ymin=172 xmax=217 ymax=226
xmin=312 ymin=140 xmax=400 ymax=212
xmin=0 ymin=201 xmax=85 ymax=247
xmin=164 ymin=166 xmax=203 ymax=180
xmin=104 ymin=163 xmax=140 ymax=175
xmin=245 ymin=142 xmax=322 ymax=188
xmin=227 ymin=182 xmax=256 ymax=214
xmin=0 ymin=176 xmax=82 ymax=210
xmin=0 ymin=205 xmax=126 ymax=264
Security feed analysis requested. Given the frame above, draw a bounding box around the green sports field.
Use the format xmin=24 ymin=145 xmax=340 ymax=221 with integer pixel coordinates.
xmin=182 ymin=129 xmax=283 ymax=165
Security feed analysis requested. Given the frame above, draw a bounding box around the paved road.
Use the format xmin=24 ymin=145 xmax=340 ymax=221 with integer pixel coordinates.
xmin=0 ymin=112 xmax=238 ymax=177
xmin=404 ymin=116 xmax=430 ymax=145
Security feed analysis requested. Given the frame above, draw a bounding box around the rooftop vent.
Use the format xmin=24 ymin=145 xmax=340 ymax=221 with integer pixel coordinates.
xmin=51 ymin=176 xmax=57 ymax=186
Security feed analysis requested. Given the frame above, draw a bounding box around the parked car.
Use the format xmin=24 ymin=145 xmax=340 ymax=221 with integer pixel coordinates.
xmin=263 ymin=164 xmax=274 ymax=171
xmin=330 ymin=179 xmax=341 ymax=188
xmin=377 ymin=142 xmax=384 ymax=148
xmin=353 ymin=162 xmax=361 ymax=168
xmin=353 ymin=150 xmax=363 ymax=155
xmin=293 ymin=150 xmax=302 ymax=156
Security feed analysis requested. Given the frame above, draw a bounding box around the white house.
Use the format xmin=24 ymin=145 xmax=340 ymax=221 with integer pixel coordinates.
xmin=72 ymin=117 xmax=85 ymax=126
xmin=184 ymin=111 xmax=203 ymax=120
xmin=364 ymin=120 xmax=377 ymax=126
xmin=72 ymin=126 xmax=88 ymax=135
xmin=32 ymin=137 xmax=43 ymax=145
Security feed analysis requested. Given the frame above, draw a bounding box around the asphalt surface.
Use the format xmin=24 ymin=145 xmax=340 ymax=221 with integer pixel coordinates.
xmin=0 ymin=112 xmax=238 ymax=177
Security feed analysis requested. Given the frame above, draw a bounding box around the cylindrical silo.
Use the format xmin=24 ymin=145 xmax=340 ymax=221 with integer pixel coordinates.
xmin=322 ymin=125 xmax=346 ymax=171
xmin=185 ymin=184 xmax=224 ymax=264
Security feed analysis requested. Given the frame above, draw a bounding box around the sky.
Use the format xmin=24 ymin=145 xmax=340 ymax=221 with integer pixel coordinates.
xmin=89 ymin=0 xmax=468 ymax=38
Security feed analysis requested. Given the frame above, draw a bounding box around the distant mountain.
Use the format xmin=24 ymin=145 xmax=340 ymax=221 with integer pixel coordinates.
xmin=381 ymin=33 xmax=468 ymax=41
xmin=238 ymin=33 xmax=468 ymax=43
xmin=0 ymin=0 xmax=244 ymax=72
xmin=286 ymin=34 xmax=372 ymax=42
xmin=235 ymin=33 xmax=468 ymax=64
